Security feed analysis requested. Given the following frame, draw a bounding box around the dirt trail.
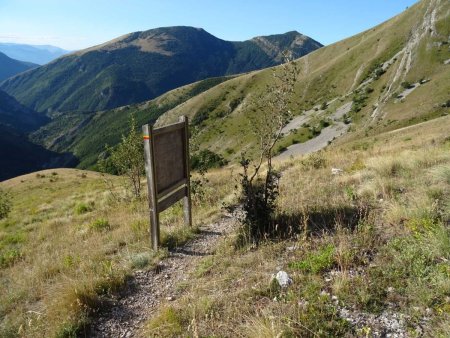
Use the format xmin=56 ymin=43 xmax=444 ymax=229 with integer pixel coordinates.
xmin=87 ymin=215 xmax=236 ymax=337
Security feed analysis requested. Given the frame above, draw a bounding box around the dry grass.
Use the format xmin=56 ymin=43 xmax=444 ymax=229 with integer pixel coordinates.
xmin=143 ymin=120 xmax=450 ymax=337
xmin=0 ymin=168 xmax=234 ymax=337
xmin=1 ymin=115 xmax=448 ymax=337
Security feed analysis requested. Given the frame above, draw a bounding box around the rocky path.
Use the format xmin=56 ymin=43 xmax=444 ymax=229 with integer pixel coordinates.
xmin=87 ymin=215 xmax=236 ymax=337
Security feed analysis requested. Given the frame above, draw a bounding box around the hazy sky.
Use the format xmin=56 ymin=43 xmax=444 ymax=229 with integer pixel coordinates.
xmin=0 ymin=0 xmax=419 ymax=50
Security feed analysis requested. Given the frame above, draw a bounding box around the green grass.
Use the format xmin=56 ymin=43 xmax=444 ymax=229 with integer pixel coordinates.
xmin=289 ymin=243 xmax=335 ymax=273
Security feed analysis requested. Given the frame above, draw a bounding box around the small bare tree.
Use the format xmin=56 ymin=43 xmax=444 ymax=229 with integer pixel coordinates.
xmin=239 ymin=52 xmax=299 ymax=245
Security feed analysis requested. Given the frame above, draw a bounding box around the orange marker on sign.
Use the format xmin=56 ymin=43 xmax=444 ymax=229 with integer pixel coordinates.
xmin=143 ymin=135 xmax=150 ymax=140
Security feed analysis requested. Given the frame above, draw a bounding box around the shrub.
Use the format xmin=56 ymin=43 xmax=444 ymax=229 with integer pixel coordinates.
xmin=301 ymin=152 xmax=327 ymax=170
xmin=319 ymin=119 xmax=331 ymax=128
xmin=237 ymin=156 xmax=281 ymax=246
xmin=401 ymin=81 xmax=413 ymax=89
xmin=374 ymin=67 xmax=385 ymax=78
xmin=191 ymin=149 xmax=227 ymax=171
xmin=237 ymin=52 xmax=298 ymax=247
xmin=89 ymin=218 xmax=110 ymax=231
xmin=0 ymin=249 xmax=21 ymax=268
xmin=98 ymin=114 xmax=144 ymax=199
xmin=192 ymin=109 xmax=208 ymax=126
xmin=130 ymin=252 xmax=153 ymax=269
xmin=74 ymin=202 xmax=94 ymax=215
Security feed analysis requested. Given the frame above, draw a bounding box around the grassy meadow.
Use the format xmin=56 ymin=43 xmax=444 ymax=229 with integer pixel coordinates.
xmin=0 ymin=1 xmax=448 ymax=335
xmin=0 ymin=168 xmax=234 ymax=337
xmin=1 ymin=115 xmax=449 ymax=338
xmin=144 ymin=116 xmax=450 ymax=337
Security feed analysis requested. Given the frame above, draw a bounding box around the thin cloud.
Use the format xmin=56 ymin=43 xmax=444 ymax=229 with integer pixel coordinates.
xmin=0 ymin=35 xmax=89 ymax=49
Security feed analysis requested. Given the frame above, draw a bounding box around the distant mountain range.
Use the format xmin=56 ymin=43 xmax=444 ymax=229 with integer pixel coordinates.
xmin=0 ymin=27 xmax=322 ymax=114
xmin=0 ymin=52 xmax=37 ymax=81
xmin=0 ymin=43 xmax=69 ymax=65
xmin=31 ymin=0 xmax=447 ymax=171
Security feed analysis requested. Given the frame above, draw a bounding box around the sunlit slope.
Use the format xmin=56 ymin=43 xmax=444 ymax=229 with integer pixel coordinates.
xmin=0 ymin=27 xmax=321 ymax=114
xmin=156 ymin=0 xmax=449 ymax=160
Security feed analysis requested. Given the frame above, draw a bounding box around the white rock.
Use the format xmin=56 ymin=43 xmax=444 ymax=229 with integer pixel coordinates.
xmin=331 ymin=168 xmax=344 ymax=175
xmin=274 ymin=271 xmax=292 ymax=288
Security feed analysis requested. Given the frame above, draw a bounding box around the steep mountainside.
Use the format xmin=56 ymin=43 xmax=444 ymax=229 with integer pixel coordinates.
xmin=28 ymin=0 xmax=449 ymax=171
xmin=0 ymin=125 xmax=76 ymax=181
xmin=155 ymin=0 xmax=449 ymax=161
xmin=0 ymin=52 xmax=37 ymax=81
xmin=0 ymin=89 xmax=48 ymax=132
xmin=0 ymin=27 xmax=322 ymax=113
xmin=0 ymin=43 xmax=69 ymax=65
xmin=0 ymin=90 xmax=75 ymax=180
xmin=30 ymin=76 xmax=233 ymax=168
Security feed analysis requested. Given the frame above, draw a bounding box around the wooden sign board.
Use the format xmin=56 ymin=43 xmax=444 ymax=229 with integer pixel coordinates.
xmin=142 ymin=116 xmax=192 ymax=250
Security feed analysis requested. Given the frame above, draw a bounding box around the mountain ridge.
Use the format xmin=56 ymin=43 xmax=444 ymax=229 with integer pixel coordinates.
xmin=27 ymin=0 xmax=449 ymax=171
xmin=0 ymin=27 xmax=322 ymax=114
xmin=0 ymin=42 xmax=69 ymax=65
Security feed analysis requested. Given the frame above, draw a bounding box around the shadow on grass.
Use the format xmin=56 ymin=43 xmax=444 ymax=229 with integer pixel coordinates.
xmin=274 ymin=204 xmax=370 ymax=238
xmin=236 ymin=203 xmax=371 ymax=247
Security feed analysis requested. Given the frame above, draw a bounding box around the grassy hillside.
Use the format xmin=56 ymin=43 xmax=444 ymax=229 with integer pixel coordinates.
xmin=0 ymin=168 xmax=233 ymax=337
xmin=1 ymin=113 xmax=448 ymax=337
xmin=0 ymin=27 xmax=321 ymax=114
xmin=13 ymin=0 xmax=449 ymax=175
xmin=155 ymin=0 xmax=449 ymax=161
xmin=30 ymin=76 xmax=234 ymax=169
xmin=144 ymin=115 xmax=450 ymax=337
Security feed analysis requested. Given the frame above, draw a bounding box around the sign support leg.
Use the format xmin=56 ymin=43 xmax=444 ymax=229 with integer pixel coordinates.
xmin=180 ymin=115 xmax=192 ymax=227
xmin=143 ymin=124 xmax=160 ymax=250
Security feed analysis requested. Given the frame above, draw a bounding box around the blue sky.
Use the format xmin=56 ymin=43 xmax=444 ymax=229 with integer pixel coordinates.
xmin=0 ymin=0 xmax=419 ymax=50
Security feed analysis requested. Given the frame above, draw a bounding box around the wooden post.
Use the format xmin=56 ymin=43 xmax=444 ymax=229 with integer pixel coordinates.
xmin=142 ymin=124 xmax=160 ymax=250
xmin=180 ymin=115 xmax=192 ymax=227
